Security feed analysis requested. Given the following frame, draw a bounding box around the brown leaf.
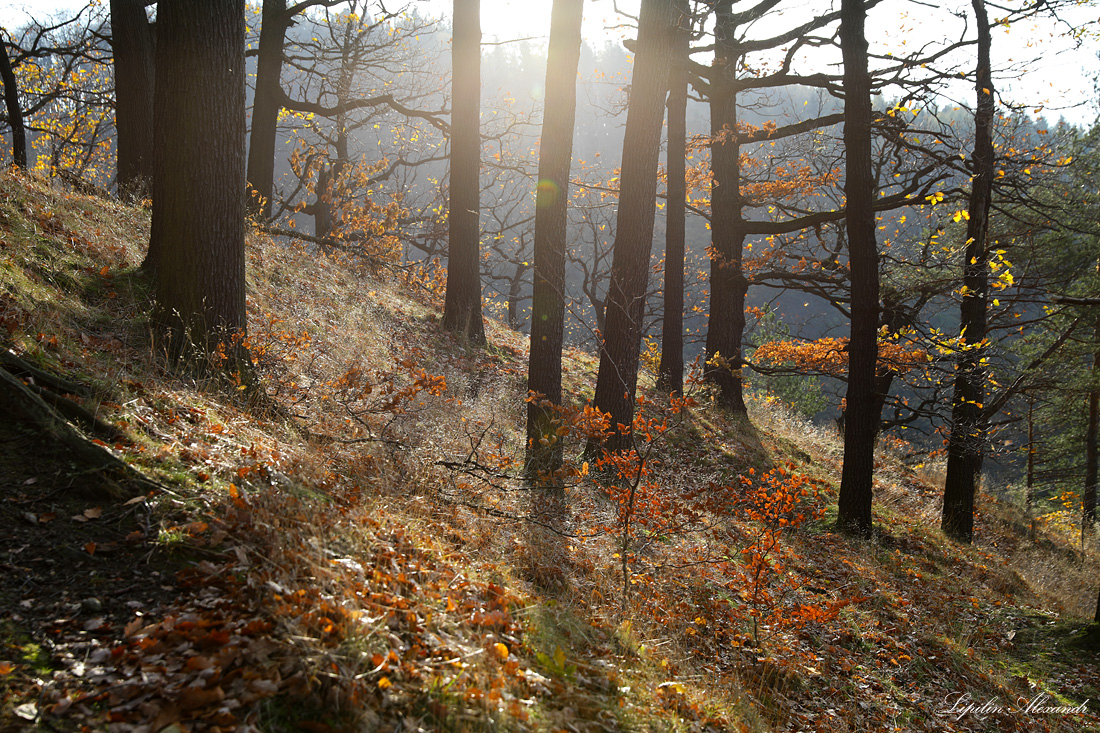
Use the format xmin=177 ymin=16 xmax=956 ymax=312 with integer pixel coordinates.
xmin=178 ymin=685 xmax=225 ymax=711
xmin=185 ymin=655 xmax=215 ymax=672
xmin=248 ymin=678 xmax=279 ymax=696
xmin=84 ymin=507 xmax=103 ymax=519
xmin=150 ymin=703 xmax=182 ymax=731
xmin=82 ymin=616 xmax=106 ymax=631
xmin=84 ymin=542 xmax=96 ymax=555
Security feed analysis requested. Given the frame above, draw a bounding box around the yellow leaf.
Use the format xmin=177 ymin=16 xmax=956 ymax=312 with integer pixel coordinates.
xmin=494 ymin=643 xmax=509 ymax=660
xmin=378 ymin=676 xmax=392 ymax=690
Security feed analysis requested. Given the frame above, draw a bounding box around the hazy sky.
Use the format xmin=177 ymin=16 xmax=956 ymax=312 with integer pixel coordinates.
xmin=0 ymin=0 xmax=1094 ymax=123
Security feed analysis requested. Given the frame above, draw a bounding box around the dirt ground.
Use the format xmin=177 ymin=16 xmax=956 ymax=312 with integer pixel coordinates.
xmin=0 ymin=423 xmax=184 ymax=730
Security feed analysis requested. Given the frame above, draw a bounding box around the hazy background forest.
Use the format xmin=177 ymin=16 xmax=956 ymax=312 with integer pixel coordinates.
xmin=2 ymin=0 xmax=1099 ymax=564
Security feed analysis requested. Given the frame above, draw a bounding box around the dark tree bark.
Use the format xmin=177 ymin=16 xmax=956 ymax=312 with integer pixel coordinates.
xmin=150 ymin=0 xmax=249 ymax=369
xmin=507 ymin=257 xmax=529 ymax=330
xmin=311 ymin=123 xmax=349 ymax=240
xmin=525 ymin=0 xmax=584 ymax=477
xmin=835 ymin=0 xmax=879 ymax=537
xmin=941 ymin=0 xmax=995 ymax=543
xmin=1083 ymin=313 xmax=1100 ymax=532
xmin=703 ymin=0 xmax=748 ymax=413
xmin=442 ymin=0 xmax=486 ymax=344
xmin=110 ymin=0 xmax=155 ymax=198
xmin=247 ymin=0 xmax=291 ymax=219
xmin=656 ymin=0 xmax=689 ymax=396
xmin=0 ymin=39 xmax=26 ymax=169
xmin=590 ymin=0 xmax=676 ymax=453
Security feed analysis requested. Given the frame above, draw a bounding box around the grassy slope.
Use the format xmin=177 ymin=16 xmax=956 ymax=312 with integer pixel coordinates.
xmin=0 ymin=170 xmax=1097 ymax=732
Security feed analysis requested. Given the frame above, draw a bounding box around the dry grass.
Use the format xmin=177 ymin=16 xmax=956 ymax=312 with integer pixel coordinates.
xmin=3 ymin=170 xmax=1099 ymax=731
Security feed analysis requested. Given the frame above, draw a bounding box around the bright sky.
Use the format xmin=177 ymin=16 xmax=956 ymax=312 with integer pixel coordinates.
xmin=0 ymin=0 xmax=1095 ymax=124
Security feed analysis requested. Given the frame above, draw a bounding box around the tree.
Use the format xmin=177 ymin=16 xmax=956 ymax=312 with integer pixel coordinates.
xmin=656 ymin=0 xmax=689 ymax=395
xmin=835 ymin=0 xmax=878 ymax=537
xmin=1 ymin=8 xmax=115 ymax=178
xmin=590 ymin=0 xmax=677 ymax=453
xmin=149 ymin=0 xmax=249 ymax=371
xmin=0 ymin=34 xmax=26 ymax=169
xmin=246 ymin=0 xmax=346 ymax=218
xmin=1 ymin=7 xmax=115 ymax=187
xmin=702 ymin=0 xmax=749 ymax=413
xmin=940 ymin=0 xmax=996 ymax=543
xmin=525 ymin=0 xmax=584 ymax=477
xmin=109 ymin=0 xmax=154 ymax=197
xmin=441 ymin=0 xmax=486 ymax=344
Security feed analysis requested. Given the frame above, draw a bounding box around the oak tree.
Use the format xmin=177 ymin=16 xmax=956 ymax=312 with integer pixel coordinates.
xmin=590 ymin=0 xmax=678 ymax=453
xmin=525 ymin=0 xmax=585 ymax=477
xmin=442 ymin=0 xmax=486 ymax=344
xmin=149 ymin=0 xmax=249 ymax=372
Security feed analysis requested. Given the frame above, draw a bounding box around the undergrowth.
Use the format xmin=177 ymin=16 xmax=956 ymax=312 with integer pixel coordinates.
xmin=0 ymin=170 xmax=1097 ymax=732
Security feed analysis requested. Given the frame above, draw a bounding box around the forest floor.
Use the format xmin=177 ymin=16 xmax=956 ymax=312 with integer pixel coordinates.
xmin=1 ymin=170 xmax=1099 ymax=732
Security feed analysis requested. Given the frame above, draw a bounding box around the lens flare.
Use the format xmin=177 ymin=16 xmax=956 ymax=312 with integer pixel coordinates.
xmin=536 ymin=179 xmax=560 ymax=207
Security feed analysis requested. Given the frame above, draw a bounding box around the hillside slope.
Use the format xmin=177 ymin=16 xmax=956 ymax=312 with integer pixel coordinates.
xmin=0 ymin=171 xmax=1098 ymax=732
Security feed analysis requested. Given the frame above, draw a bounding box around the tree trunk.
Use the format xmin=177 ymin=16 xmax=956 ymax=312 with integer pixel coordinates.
xmin=1084 ymin=313 xmax=1100 ymax=533
xmin=590 ymin=0 xmax=676 ymax=454
xmin=151 ymin=0 xmax=249 ymax=370
xmin=835 ymin=0 xmax=879 ymax=537
xmin=0 ymin=38 xmax=26 ymax=169
xmin=442 ymin=0 xmax=486 ymax=345
xmin=314 ymin=124 xmax=349 ymax=240
xmin=703 ymin=0 xmax=748 ymax=413
xmin=656 ymin=0 xmax=688 ymax=396
xmin=941 ymin=0 xmax=995 ymax=543
xmin=246 ymin=0 xmax=290 ymax=219
xmin=507 ymin=258 xmax=528 ymax=330
xmin=525 ymin=0 xmax=584 ymax=478
xmin=110 ymin=0 xmax=155 ymax=198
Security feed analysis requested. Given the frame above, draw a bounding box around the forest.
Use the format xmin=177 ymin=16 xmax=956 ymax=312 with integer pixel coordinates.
xmin=1 ymin=0 xmax=1100 ymax=730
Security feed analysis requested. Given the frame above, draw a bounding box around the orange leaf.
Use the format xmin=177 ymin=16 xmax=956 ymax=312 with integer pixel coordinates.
xmin=84 ymin=542 xmax=96 ymax=556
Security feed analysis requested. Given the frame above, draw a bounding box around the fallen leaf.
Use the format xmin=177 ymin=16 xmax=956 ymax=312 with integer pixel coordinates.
xmin=0 ymin=662 xmax=14 ymax=674
xmin=82 ymin=616 xmax=106 ymax=631
xmin=13 ymin=702 xmax=36 ymax=720
xmin=248 ymin=679 xmax=279 ymax=696
xmin=84 ymin=507 xmax=102 ymax=519
xmin=84 ymin=542 xmax=96 ymax=556
xmin=494 ymin=642 xmax=509 ymax=660
xmin=178 ymin=685 xmax=225 ymax=711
